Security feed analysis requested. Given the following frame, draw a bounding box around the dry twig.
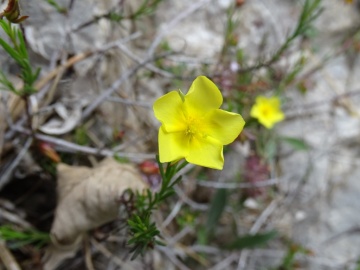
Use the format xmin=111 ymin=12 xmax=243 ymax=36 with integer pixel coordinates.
xmin=0 ymin=241 xmax=21 ymax=270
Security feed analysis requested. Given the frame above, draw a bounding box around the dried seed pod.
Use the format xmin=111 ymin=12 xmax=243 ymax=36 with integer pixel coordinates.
xmin=0 ymin=0 xmax=28 ymax=23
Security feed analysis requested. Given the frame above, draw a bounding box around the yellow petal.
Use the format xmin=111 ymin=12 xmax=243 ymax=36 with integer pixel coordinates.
xmin=255 ymin=95 xmax=268 ymax=104
xmin=259 ymin=118 xmax=275 ymax=129
xmin=153 ymin=91 xmax=186 ymax=132
xmin=186 ymin=135 xmax=224 ymax=170
xmin=185 ymin=76 xmax=223 ymax=116
xmin=250 ymin=96 xmax=269 ymax=118
xmin=268 ymin=96 xmax=281 ymax=107
xmin=250 ymin=103 xmax=261 ymax=118
xmin=272 ymin=110 xmax=285 ymax=122
xmin=158 ymin=127 xmax=189 ymax=163
xmin=260 ymin=108 xmax=285 ymax=128
xmin=203 ymin=109 xmax=245 ymax=145
xmin=250 ymin=95 xmax=285 ymax=129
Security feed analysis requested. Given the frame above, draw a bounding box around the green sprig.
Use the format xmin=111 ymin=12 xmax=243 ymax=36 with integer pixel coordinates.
xmin=0 ymin=225 xmax=49 ymax=249
xmin=45 ymin=0 xmax=67 ymax=14
xmin=127 ymin=156 xmax=187 ymax=259
xmin=0 ymin=19 xmax=40 ymax=96
xmin=239 ymin=0 xmax=322 ymax=73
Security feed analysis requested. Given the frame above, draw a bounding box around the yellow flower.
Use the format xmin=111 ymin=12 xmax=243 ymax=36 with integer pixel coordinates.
xmin=250 ymin=96 xmax=285 ymax=129
xmin=153 ymin=76 xmax=245 ymax=170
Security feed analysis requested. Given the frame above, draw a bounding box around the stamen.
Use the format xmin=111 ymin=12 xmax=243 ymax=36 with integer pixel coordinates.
xmin=185 ymin=117 xmax=197 ymax=140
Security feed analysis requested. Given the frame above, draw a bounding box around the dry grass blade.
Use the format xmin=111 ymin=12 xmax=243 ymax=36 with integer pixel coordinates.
xmin=0 ymin=240 xmax=21 ymax=270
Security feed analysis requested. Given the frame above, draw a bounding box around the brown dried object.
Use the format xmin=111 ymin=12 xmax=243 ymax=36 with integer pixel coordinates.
xmin=236 ymin=0 xmax=245 ymax=7
xmin=0 ymin=0 xmax=28 ymax=23
xmin=43 ymin=158 xmax=148 ymax=269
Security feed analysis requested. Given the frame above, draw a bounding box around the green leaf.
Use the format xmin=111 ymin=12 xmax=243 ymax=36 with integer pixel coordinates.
xmin=156 ymin=155 xmax=165 ymax=180
xmin=0 ymin=225 xmax=49 ymax=249
xmin=169 ymin=176 xmax=182 ymax=188
xmin=226 ymin=231 xmax=277 ymax=250
xmin=265 ymin=139 xmax=277 ymax=161
xmin=0 ymin=20 xmax=11 ymax=36
xmin=155 ymin=239 xmax=166 ymax=246
xmin=0 ymin=71 xmax=16 ymax=93
xmin=0 ymin=38 xmax=20 ymax=60
xmin=17 ymin=29 xmax=28 ymax=58
xmin=197 ymin=227 xmax=208 ymax=246
xmin=162 ymin=188 xmax=175 ymax=197
xmin=45 ymin=0 xmax=67 ymax=13
xmin=281 ymin=136 xmax=310 ymax=151
xmin=206 ymin=188 xmax=227 ymax=234
xmin=130 ymin=245 xmax=144 ymax=260
xmin=164 ymin=162 xmax=176 ymax=180
xmin=356 ymin=257 xmax=360 ymax=270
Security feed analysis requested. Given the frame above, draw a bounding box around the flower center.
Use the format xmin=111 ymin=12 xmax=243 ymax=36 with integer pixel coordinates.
xmin=185 ymin=117 xmax=199 ymax=140
xmin=261 ymin=106 xmax=272 ymax=117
